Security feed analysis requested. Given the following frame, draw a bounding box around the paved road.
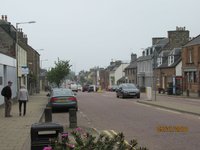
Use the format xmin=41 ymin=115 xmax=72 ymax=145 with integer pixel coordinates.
xmin=57 ymin=91 xmax=200 ymax=150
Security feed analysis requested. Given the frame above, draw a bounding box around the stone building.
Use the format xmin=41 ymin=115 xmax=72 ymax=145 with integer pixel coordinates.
xmin=182 ymin=34 xmax=200 ymax=94
xmin=124 ymin=53 xmax=137 ymax=84
xmin=154 ymin=27 xmax=190 ymax=93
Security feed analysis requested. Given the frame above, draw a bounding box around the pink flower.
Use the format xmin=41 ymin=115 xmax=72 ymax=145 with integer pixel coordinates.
xmin=43 ymin=146 xmax=52 ymax=150
xmin=62 ymin=132 xmax=68 ymax=138
xmin=76 ymin=127 xmax=82 ymax=132
xmin=67 ymin=143 xmax=75 ymax=148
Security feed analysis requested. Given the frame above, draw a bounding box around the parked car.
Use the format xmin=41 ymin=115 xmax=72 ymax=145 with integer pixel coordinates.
xmin=116 ymin=83 xmax=140 ymax=98
xmin=82 ymin=84 xmax=89 ymax=92
xmin=109 ymin=85 xmax=119 ymax=92
xmin=88 ymin=85 xmax=94 ymax=92
xmin=77 ymin=84 xmax=82 ymax=91
xmin=47 ymin=88 xmax=78 ymax=112
xmin=70 ymin=83 xmax=78 ymax=92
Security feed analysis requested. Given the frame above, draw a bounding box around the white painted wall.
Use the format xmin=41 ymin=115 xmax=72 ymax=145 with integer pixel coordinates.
xmin=0 ymin=53 xmax=17 ymax=105
xmin=115 ymin=63 xmax=129 ymax=84
xmin=176 ymin=61 xmax=182 ymax=76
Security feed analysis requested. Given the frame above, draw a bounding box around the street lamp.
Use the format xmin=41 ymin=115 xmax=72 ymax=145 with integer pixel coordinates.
xmin=16 ymin=21 xmax=36 ymax=90
xmin=41 ymin=59 xmax=48 ymax=69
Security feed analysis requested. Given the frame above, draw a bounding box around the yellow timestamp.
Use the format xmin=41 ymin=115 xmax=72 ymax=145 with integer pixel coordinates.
xmin=157 ymin=126 xmax=189 ymax=132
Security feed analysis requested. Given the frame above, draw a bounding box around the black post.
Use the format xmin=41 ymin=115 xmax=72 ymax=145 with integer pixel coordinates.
xmin=69 ymin=108 xmax=77 ymax=128
xmin=45 ymin=107 xmax=52 ymax=122
xmin=198 ymin=90 xmax=200 ymax=97
xmin=186 ymin=89 xmax=189 ymax=97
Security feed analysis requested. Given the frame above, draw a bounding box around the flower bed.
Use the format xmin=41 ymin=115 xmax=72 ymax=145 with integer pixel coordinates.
xmin=43 ymin=127 xmax=147 ymax=150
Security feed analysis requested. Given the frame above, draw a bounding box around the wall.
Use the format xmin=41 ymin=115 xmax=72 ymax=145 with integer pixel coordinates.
xmin=114 ymin=63 xmax=129 ymax=85
xmin=176 ymin=61 xmax=182 ymax=76
xmin=0 ymin=53 xmax=17 ymax=105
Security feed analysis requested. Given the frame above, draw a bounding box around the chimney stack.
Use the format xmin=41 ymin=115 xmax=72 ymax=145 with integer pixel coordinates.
xmin=5 ymin=15 xmax=7 ymax=21
xmin=131 ymin=53 xmax=137 ymax=62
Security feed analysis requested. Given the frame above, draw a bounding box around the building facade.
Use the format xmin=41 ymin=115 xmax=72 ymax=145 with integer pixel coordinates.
xmin=182 ymin=35 xmax=200 ymax=94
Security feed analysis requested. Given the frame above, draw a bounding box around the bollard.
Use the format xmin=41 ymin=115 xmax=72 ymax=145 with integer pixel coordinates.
xmin=198 ymin=90 xmax=200 ymax=97
xmin=45 ymin=107 xmax=52 ymax=122
xmin=186 ymin=89 xmax=189 ymax=97
xmin=69 ymin=108 xmax=77 ymax=128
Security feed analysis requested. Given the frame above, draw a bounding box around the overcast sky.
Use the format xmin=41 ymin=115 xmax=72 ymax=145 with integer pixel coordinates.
xmin=1 ymin=0 xmax=200 ymax=74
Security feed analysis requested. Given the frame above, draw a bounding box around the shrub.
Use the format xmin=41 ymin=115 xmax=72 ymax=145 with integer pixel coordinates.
xmin=43 ymin=128 xmax=148 ymax=150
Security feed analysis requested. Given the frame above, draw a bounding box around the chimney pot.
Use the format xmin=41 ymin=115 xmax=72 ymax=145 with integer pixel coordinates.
xmin=5 ymin=15 xmax=7 ymax=21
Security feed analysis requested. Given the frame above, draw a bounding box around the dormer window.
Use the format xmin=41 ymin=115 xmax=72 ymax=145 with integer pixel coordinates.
xmin=168 ymin=51 xmax=174 ymax=66
xmin=157 ymin=57 xmax=162 ymax=66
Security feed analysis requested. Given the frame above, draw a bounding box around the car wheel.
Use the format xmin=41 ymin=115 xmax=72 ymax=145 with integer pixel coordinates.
xmin=117 ymin=94 xmax=119 ymax=98
xmin=137 ymin=94 xmax=140 ymax=98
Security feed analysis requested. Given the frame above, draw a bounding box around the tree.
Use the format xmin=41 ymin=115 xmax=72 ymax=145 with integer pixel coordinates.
xmin=47 ymin=60 xmax=71 ymax=87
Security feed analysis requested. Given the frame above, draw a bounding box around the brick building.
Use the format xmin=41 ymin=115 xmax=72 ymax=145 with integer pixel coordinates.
xmin=182 ymin=34 xmax=200 ymax=93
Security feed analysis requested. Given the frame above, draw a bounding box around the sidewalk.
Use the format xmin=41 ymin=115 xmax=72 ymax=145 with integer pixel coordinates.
xmin=0 ymin=91 xmax=48 ymax=150
xmin=138 ymin=92 xmax=200 ymax=116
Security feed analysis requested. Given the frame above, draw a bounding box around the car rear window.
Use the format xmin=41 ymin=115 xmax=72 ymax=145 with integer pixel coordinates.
xmin=53 ymin=89 xmax=73 ymax=97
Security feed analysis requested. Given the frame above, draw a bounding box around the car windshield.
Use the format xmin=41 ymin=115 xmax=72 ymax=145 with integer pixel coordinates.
xmin=53 ymin=89 xmax=73 ymax=97
xmin=123 ymin=84 xmax=136 ymax=89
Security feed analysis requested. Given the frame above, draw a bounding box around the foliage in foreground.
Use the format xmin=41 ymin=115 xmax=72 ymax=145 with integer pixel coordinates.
xmin=43 ymin=128 xmax=148 ymax=150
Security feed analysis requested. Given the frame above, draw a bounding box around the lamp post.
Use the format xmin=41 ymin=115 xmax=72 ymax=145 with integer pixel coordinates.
xmin=16 ymin=21 xmax=36 ymax=91
xmin=41 ymin=59 xmax=48 ymax=69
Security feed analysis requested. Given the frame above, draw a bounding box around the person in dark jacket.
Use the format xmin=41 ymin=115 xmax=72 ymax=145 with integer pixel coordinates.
xmin=1 ymin=81 xmax=13 ymax=117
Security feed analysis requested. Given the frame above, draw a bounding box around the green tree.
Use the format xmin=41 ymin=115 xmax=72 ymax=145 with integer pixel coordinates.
xmin=47 ymin=60 xmax=71 ymax=87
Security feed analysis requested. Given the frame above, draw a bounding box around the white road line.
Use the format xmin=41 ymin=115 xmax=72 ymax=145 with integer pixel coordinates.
xmin=156 ymin=108 xmax=181 ymax=114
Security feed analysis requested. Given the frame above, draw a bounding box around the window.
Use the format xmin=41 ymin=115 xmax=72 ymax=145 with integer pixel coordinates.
xmin=187 ymin=71 xmax=197 ymax=83
xmin=157 ymin=57 xmax=162 ymax=66
xmin=168 ymin=50 xmax=175 ymax=66
xmin=188 ymin=49 xmax=193 ymax=63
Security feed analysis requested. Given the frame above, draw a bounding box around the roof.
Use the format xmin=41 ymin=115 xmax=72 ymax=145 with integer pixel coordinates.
xmin=157 ymin=48 xmax=181 ymax=69
xmin=137 ymin=54 xmax=153 ymax=61
xmin=125 ymin=61 xmax=137 ymax=69
xmin=184 ymin=34 xmax=200 ymax=47
xmin=155 ymin=38 xmax=169 ymax=47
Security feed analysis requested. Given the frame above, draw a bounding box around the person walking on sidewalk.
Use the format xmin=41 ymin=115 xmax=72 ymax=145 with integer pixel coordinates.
xmin=18 ymin=85 xmax=29 ymax=116
xmin=1 ymin=81 xmax=13 ymax=117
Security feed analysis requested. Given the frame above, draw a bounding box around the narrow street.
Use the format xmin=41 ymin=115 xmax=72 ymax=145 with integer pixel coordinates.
xmin=52 ymin=91 xmax=200 ymax=150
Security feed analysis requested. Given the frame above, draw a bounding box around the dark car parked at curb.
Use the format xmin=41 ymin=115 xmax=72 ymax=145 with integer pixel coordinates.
xmin=82 ymin=84 xmax=89 ymax=92
xmin=47 ymin=88 xmax=78 ymax=112
xmin=109 ymin=85 xmax=119 ymax=92
xmin=116 ymin=83 xmax=140 ymax=98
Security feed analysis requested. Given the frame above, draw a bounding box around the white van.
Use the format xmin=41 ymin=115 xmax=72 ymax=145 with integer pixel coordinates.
xmin=70 ymin=83 xmax=78 ymax=92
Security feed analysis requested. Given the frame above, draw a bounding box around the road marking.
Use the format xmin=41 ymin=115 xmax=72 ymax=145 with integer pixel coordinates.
xmin=156 ymin=108 xmax=181 ymax=114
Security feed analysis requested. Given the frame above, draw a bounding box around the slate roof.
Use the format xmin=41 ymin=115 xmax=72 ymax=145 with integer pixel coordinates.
xmin=155 ymin=38 xmax=169 ymax=47
xmin=183 ymin=34 xmax=200 ymax=47
xmin=157 ymin=48 xmax=181 ymax=69
xmin=125 ymin=61 xmax=137 ymax=69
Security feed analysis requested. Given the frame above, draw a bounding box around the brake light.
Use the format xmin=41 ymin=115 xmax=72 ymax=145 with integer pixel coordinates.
xmin=50 ymin=97 xmax=58 ymax=102
xmin=68 ymin=97 xmax=77 ymax=101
